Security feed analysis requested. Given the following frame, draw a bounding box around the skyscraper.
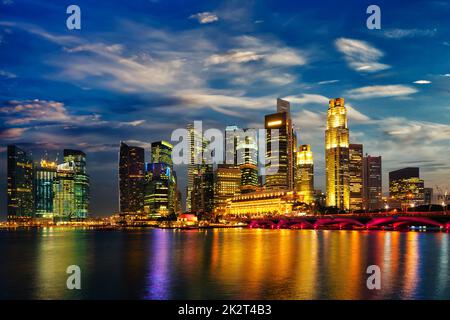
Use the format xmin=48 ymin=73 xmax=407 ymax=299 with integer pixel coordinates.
xmin=151 ymin=141 xmax=173 ymax=165
xmin=225 ymin=125 xmax=239 ymax=166
xmin=191 ymin=165 xmax=214 ymax=214
xmin=119 ymin=142 xmax=145 ymax=214
xmin=214 ymin=164 xmax=241 ymax=214
xmin=389 ymin=167 xmax=424 ymax=207
xmin=325 ymin=98 xmax=350 ymax=210
xmin=53 ymin=149 xmax=90 ymax=220
xmin=144 ymin=163 xmax=172 ymax=218
xmin=264 ymin=99 xmax=295 ymax=191
xmin=34 ymin=159 xmax=57 ymax=218
xmin=349 ymin=144 xmax=363 ymax=211
xmin=186 ymin=122 xmax=207 ymax=212
xmin=363 ymin=155 xmax=382 ymax=211
xmin=7 ymin=145 xmax=34 ymax=222
xmin=237 ymin=129 xmax=259 ymax=193
xmin=53 ymin=161 xmax=76 ymax=221
xmin=295 ymin=144 xmax=314 ymax=204
xmin=145 ymin=141 xmax=177 ymax=218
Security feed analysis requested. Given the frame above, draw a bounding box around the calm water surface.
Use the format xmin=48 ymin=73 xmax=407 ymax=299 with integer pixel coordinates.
xmin=0 ymin=228 xmax=448 ymax=299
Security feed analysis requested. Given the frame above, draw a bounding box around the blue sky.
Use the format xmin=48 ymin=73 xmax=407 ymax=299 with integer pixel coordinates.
xmin=1 ymin=0 xmax=450 ymax=217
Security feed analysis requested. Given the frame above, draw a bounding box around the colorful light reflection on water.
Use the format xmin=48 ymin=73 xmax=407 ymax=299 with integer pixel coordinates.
xmin=0 ymin=228 xmax=448 ymax=299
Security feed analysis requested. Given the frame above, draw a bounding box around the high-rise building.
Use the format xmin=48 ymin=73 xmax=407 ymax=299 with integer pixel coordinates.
xmin=389 ymin=167 xmax=424 ymax=207
xmin=144 ymin=163 xmax=172 ymax=218
xmin=237 ymin=129 xmax=259 ymax=193
xmin=53 ymin=161 xmax=76 ymax=221
xmin=191 ymin=165 xmax=214 ymax=214
xmin=145 ymin=141 xmax=177 ymax=218
xmin=7 ymin=145 xmax=34 ymax=222
xmin=34 ymin=159 xmax=57 ymax=218
xmin=264 ymin=99 xmax=295 ymax=191
xmin=186 ymin=123 xmax=207 ymax=212
xmin=214 ymin=164 xmax=241 ymax=214
xmin=53 ymin=149 xmax=90 ymax=220
xmin=349 ymin=144 xmax=364 ymax=211
xmin=151 ymin=141 xmax=173 ymax=165
xmin=363 ymin=155 xmax=382 ymax=211
xmin=225 ymin=125 xmax=239 ymax=166
xmin=119 ymin=142 xmax=145 ymax=214
xmin=424 ymin=187 xmax=433 ymax=205
xmin=295 ymin=144 xmax=314 ymax=204
xmin=325 ymin=98 xmax=350 ymax=210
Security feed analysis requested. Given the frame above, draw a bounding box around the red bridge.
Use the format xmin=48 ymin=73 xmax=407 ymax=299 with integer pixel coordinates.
xmin=246 ymin=213 xmax=450 ymax=231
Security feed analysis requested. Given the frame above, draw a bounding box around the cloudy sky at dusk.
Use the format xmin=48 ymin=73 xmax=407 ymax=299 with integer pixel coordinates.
xmin=1 ymin=0 xmax=450 ymax=217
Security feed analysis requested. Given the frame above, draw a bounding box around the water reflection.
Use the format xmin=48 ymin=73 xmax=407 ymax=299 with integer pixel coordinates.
xmin=0 ymin=229 xmax=448 ymax=299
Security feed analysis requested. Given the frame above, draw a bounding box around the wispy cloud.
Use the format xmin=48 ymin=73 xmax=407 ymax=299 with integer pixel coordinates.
xmin=383 ymin=28 xmax=437 ymax=39
xmin=0 ymin=127 xmax=27 ymax=139
xmin=346 ymin=85 xmax=418 ymax=99
xmin=317 ymin=80 xmax=339 ymax=85
xmin=335 ymin=38 xmax=390 ymax=73
xmin=189 ymin=12 xmax=219 ymax=24
xmin=0 ymin=70 xmax=16 ymax=78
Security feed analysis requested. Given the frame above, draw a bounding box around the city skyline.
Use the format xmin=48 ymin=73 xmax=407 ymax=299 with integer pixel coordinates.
xmin=1 ymin=0 xmax=450 ymax=217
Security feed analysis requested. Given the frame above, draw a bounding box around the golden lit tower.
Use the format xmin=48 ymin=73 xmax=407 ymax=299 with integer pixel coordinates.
xmin=325 ymin=98 xmax=350 ymax=210
xmin=296 ymin=144 xmax=314 ymax=204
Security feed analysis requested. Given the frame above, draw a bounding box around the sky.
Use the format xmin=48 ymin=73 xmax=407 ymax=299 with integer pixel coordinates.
xmin=1 ymin=0 xmax=450 ymax=218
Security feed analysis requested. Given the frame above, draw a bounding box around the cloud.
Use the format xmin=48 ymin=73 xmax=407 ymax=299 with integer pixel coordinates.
xmin=264 ymin=49 xmax=306 ymax=66
xmin=0 ymin=70 xmax=16 ymax=78
xmin=383 ymin=28 xmax=437 ymax=39
xmin=335 ymin=38 xmax=390 ymax=72
xmin=205 ymin=51 xmax=263 ymax=65
xmin=189 ymin=12 xmax=219 ymax=24
xmin=441 ymin=74 xmax=450 ymax=77
xmin=383 ymin=117 xmax=450 ymax=143
xmin=284 ymin=94 xmax=329 ymax=106
xmin=346 ymin=85 xmax=418 ymax=99
xmin=413 ymin=80 xmax=431 ymax=84
xmin=0 ymin=99 xmax=96 ymax=125
xmin=317 ymin=80 xmax=339 ymax=85
xmin=0 ymin=127 xmax=27 ymax=139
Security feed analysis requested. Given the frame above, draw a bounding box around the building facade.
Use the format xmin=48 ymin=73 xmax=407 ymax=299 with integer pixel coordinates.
xmin=295 ymin=144 xmax=314 ymax=205
xmin=363 ymin=155 xmax=382 ymax=211
xmin=349 ymin=144 xmax=364 ymax=211
xmin=389 ymin=167 xmax=424 ymax=208
xmin=119 ymin=142 xmax=145 ymax=214
xmin=264 ymin=99 xmax=295 ymax=191
xmin=7 ymin=145 xmax=34 ymax=221
xmin=325 ymin=98 xmax=350 ymax=210
xmin=214 ymin=164 xmax=241 ymax=214
xmin=237 ymin=128 xmax=259 ymax=193
xmin=34 ymin=159 xmax=57 ymax=218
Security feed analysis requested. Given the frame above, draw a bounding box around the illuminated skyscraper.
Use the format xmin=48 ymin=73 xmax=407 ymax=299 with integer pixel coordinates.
xmin=295 ymin=144 xmax=314 ymax=204
xmin=191 ymin=165 xmax=214 ymax=214
xmin=7 ymin=145 xmax=34 ymax=222
xmin=144 ymin=163 xmax=172 ymax=218
xmin=186 ymin=122 xmax=207 ymax=212
xmin=225 ymin=125 xmax=239 ymax=165
xmin=145 ymin=141 xmax=177 ymax=218
xmin=151 ymin=141 xmax=173 ymax=166
xmin=214 ymin=164 xmax=241 ymax=214
xmin=264 ymin=99 xmax=295 ymax=191
xmin=237 ymin=128 xmax=259 ymax=193
xmin=119 ymin=142 xmax=145 ymax=214
xmin=325 ymin=98 xmax=350 ymax=210
xmin=53 ymin=149 xmax=90 ymax=220
xmin=53 ymin=161 xmax=76 ymax=221
xmin=34 ymin=159 xmax=57 ymax=218
xmin=363 ymin=155 xmax=382 ymax=210
xmin=349 ymin=144 xmax=363 ymax=211
xmin=389 ymin=167 xmax=424 ymax=207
